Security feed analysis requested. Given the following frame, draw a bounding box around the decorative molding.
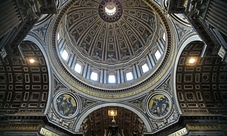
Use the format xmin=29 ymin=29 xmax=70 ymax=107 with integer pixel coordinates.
xmin=40 ymin=127 xmax=60 ymax=136
xmin=0 ymin=124 xmax=41 ymax=131
xmin=186 ymin=124 xmax=227 ymax=131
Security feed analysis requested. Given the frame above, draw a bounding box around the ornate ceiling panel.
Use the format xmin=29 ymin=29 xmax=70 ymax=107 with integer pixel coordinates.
xmin=0 ymin=41 xmax=49 ymax=114
xmin=176 ymin=41 xmax=227 ymax=115
xmin=66 ymin=0 xmax=156 ymax=65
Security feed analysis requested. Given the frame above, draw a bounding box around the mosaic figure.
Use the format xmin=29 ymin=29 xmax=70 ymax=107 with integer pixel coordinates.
xmin=56 ymin=94 xmax=77 ymax=117
xmin=148 ymin=94 xmax=170 ymax=117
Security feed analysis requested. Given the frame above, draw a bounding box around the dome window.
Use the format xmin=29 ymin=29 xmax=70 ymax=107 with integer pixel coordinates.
xmin=108 ymin=75 xmax=116 ymax=83
xmin=57 ymin=32 xmax=60 ymax=41
xmin=90 ymin=72 xmax=98 ymax=81
xmin=142 ymin=63 xmax=149 ymax=73
xmin=163 ymin=33 xmax=166 ymax=41
xmin=61 ymin=50 xmax=69 ymax=61
xmin=126 ymin=72 xmax=133 ymax=81
xmin=155 ymin=50 xmax=161 ymax=60
xmin=74 ymin=63 xmax=82 ymax=74
xmin=105 ymin=3 xmax=117 ymax=16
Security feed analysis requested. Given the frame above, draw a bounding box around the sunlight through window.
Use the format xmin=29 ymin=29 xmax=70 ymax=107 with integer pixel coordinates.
xmin=57 ymin=33 xmax=60 ymax=41
xmin=163 ymin=33 xmax=166 ymax=41
xmin=155 ymin=50 xmax=161 ymax=60
xmin=61 ymin=50 xmax=68 ymax=61
xmin=142 ymin=63 xmax=149 ymax=73
xmin=108 ymin=75 xmax=116 ymax=83
xmin=90 ymin=72 xmax=98 ymax=81
xmin=105 ymin=4 xmax=117 ymax=16
xmin=126 ymin=72 xmax=133 ymax=81
xmin=74 ymin=63 xmax=82 ymax=73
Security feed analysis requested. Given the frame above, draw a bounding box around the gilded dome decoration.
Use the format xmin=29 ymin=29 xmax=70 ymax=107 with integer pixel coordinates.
xmin=66 ymin=0 xmax=156 ymax=64
xmin=50 ymin=0 xmax=174 ymax=99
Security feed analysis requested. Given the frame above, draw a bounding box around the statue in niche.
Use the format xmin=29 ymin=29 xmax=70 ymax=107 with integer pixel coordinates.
xmin=80 ymin=43 xmax=89 ymax=53
xmin=70 ymin=31 xmax=79 ymax=42
xmin=134 ymin=42 xmax=142 ymax=53
xmin=56 ymin=94 xmax=77 ymax=117
xmin=97 ymin=42 xmax=102 ymax=49
xmin=120 ymin=49 xmax=130 ymax=60
xmin=67 ymin=15 xmax=73 ymax=27
xmin=144 ymin=30 xmax=151 ymax=39
xmin=120 ymin=42 xmax=125 ymax=48
xmin=93 ymin=49 xmax=101 ymax=58
xmin=149 ymin=15 xmax=155 ymax=29
xmin=148 ymin=94 xmax=170 ymax=117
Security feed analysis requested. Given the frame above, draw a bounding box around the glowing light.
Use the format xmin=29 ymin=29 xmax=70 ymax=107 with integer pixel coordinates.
xmin=108 ymin=75 xmax=116 ymax=83
xmin=188 ymin=57 xmax=196 ymax=64
xmin=108 ymin=110 xmax=117 ymax=116
xmin=29 ymin=59 xmax=35 ymax=63
xmin=105 ymin=4 xmax=117 ymax=16
xmin=155 ymin=50 xmax=161 ymax=60
xmin=163 ymin=33 xmax=166 ymax=41
xmin=142 ymin=63 xmax=149 ymax=73
xmin=74 ymin=63 xmax=82 ymax=73
xmin=126 ymin=72 xmax=133 ymax=81
xmin=111 ymin=111 xmax=114 ymax=115
xmin=108 ymin=110 xmax=117 ymax=124
xmin=61 ymin=50 xmax=68 ymax=61
xmin=90 ymin=72 xmax=98 ymax=81
xmin=57 ymin=33 xmax=60 ymax=41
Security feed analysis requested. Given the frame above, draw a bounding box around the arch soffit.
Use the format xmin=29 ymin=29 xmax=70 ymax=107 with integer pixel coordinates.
xmin=75 ymin=103 xmax=152 ymax=132
xmin=24 ymin=34 xmax=54 ymax=114
xmin=172 ymin=34 xmax=203 ymax=114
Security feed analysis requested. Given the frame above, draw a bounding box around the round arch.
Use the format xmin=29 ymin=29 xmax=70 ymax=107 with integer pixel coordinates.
xmin=75 ymin=103 xmax=152 ymax=132
xmin=172 ymin=34 xmax=203 ymax=114
xmin=24 ymin=34 xmax=54 ymax=114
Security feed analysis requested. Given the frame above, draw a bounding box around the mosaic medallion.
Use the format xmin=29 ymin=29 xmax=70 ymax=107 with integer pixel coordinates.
xmin=54 ymin=93 xmax=77 ymax=117
xmin=148 ymin=93 xmax=172 ymax=119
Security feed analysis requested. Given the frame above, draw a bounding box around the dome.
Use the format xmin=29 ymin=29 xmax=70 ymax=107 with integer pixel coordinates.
xmin=66 ymin=0 xmax=156 ymax=64
xmin=64 ymin=0 xmax=159 ymax=64
xmin=50 ymin=0 xmax=174 ymax=99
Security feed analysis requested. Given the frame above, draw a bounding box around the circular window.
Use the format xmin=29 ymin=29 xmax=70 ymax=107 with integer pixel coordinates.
xmin=105 ymin=3 xmax=117 ymax=16
xmin=98 ymin=0 xmax=123 ymax=22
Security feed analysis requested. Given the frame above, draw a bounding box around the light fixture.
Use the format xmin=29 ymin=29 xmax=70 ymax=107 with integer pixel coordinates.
xmin=29 ymin=58 xmax=35 ymax=63
xmin=187 ymin=57 xmax=198 ymax=66
xmin=188 ymin=57 xmax=196 ymax=64
xmin=108 ymin=110 xmax=117 ymax=124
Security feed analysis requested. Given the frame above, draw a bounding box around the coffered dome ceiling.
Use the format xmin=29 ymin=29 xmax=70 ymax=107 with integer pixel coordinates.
xmin=66 ymin=0 xmax=156 ymax=64
xmin=50 ymin=0 xmax=174 ymax=99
